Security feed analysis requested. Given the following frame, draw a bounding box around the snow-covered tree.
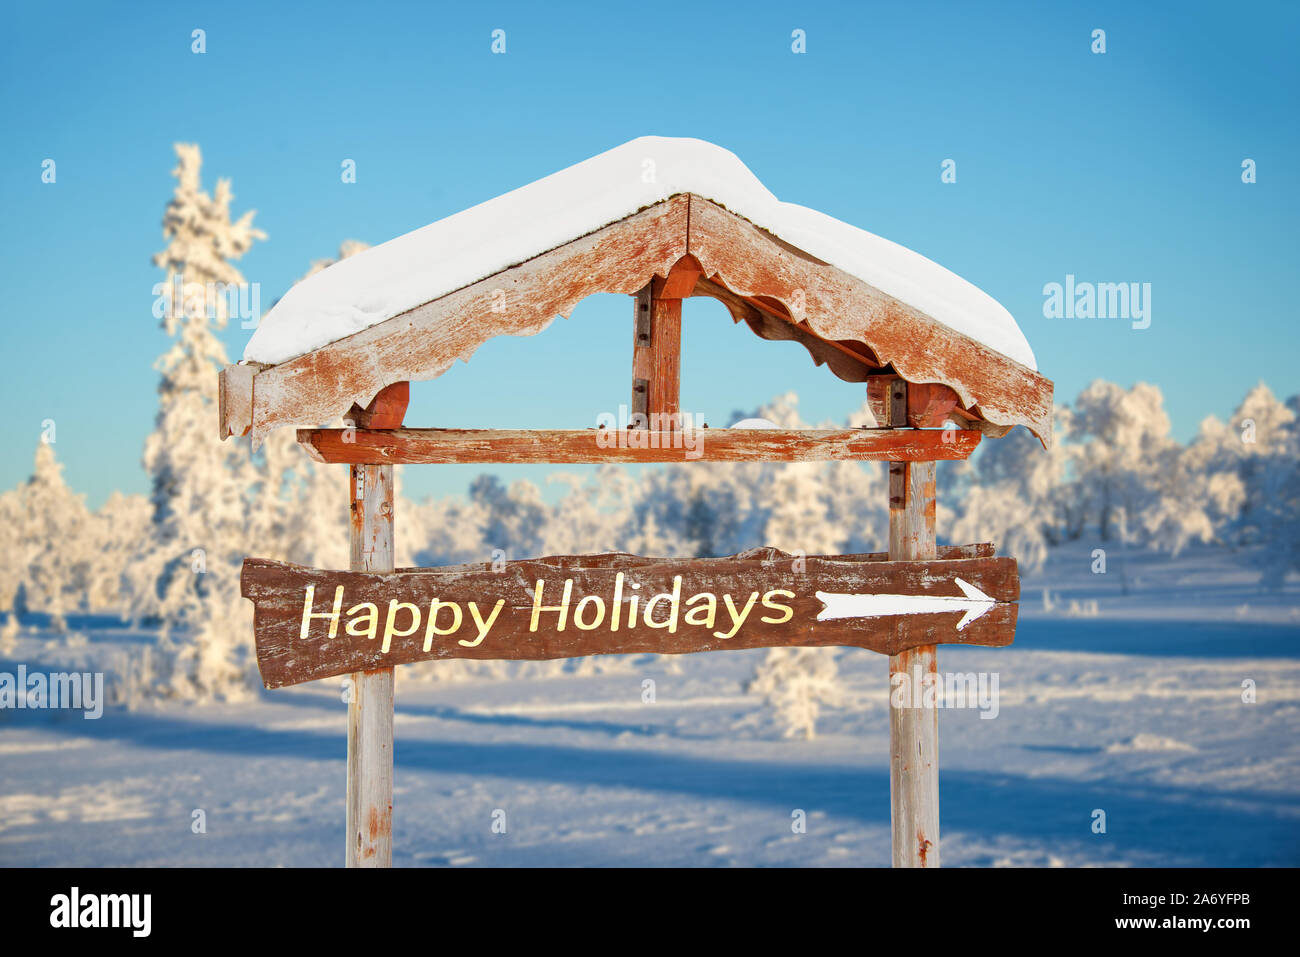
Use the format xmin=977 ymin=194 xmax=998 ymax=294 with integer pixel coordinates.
xmin=138 ymin=143 xmax=266 ymax=699
xmin=950 ymin=406 xmax=1077 ymax=570
xmin=1071 ymin=381 xmax=1178 ymax=542
xmin=0 ymin=486 xmax=24 ymax=627
xmin=1224 ymin=385 xmax=1296 ymax=542
xmin=623 ymin=508 xmax=685 ymax=557
xmin=1255 ymin=396 xmax=1300 ymax=588
xmin=746 ymin=647 xmax=847 ymax=739
xmin=84 ymin=491 xmax=151 ymax=615
xmin=11 ymin=441 xmax=91 ymax=631
xmin=1214 ymin=386 xmax=1300 ymax=586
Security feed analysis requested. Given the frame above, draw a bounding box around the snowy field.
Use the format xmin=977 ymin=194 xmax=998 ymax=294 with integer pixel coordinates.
xmin=2 ymin=542 xmax=1298 ymax=867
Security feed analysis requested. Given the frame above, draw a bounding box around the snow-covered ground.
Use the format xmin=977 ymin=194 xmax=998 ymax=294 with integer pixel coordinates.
xmin=2 ymin=542 xmax=1297 ymax=867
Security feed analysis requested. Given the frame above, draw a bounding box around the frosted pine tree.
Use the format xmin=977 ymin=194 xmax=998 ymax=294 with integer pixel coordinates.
xmin=1206 ymin=385 xmax=1300 ymax=587
xmin=1223 ymin=384 xmax=1296 ymax=543
xmin=1071 ymin=381 xmax=1177 ymax=542
xmin=12 ymin=441 xmax=91 ymax=633
xmin=85 ymin=491 xmax=151 ymax=615
xmin=951 ymin=405 xmax=1077 ymax=570
xmin=0 ymin=484 xmax=24 ymax=646
xmin=1107 ymin=383 xmax=1294 ymax=558
xmin=1257 ymin=395 xmax=1300 ymax=588
xmin=139 ymin=143 xmax=266 ymax=699
xmin=747 ymin=646 xmax=847 ymax=740
xmin=623 ymin=509 xmax=685 ymax=557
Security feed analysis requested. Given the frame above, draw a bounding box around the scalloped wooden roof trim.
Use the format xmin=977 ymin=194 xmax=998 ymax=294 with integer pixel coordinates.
xmin=219 ymin=193 xmax=1052 ymax=448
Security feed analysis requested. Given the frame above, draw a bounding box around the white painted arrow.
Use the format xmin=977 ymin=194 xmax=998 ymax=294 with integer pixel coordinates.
xmin=815 ymin=577 xmax=997 ymax=631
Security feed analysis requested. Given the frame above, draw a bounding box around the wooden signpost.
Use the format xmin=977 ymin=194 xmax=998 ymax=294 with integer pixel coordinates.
xmin=220 ymin=183 xmax=1052 ymax=868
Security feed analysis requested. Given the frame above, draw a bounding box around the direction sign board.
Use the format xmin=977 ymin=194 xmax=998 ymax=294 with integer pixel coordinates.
xmin=242 ymin=547 xmax=1019 ymax=688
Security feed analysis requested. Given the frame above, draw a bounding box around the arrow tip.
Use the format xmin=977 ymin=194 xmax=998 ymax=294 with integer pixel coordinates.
xmin=953 ymin=577 xmax=995 ymax=630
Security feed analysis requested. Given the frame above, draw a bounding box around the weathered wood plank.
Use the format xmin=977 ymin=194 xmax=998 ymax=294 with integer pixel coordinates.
xmin=648 ymin=276 xmax=683 ymax=422
xmin=243 ymin=196 xmax=690 ymax=445
xmin=631 ymin=285 xmax=652 ymax=423
xmin=692 ymin=276 xmax=881 ymax=382
xmin=242 ymin=551 xmax=1018 ymax=689
xmin=347 ymin=381 xmax=410 ymax=430
xmin=687 ymin=195 xmax=1053 ymax=446
xmin=658 ymin=253 xmax=703 ymax=298
xmin=888 ymin=459 xmax=941 ymax=868
xmin=221 ymin=193 xmax=1052 ymax=448
xmin=389 ymin=542 xmax=996 ymax=576
xmin=346 ymin=463 xmax=394 ymax=868
xmin=866 ymin=375 xmax=966 ymax=429
xmin=218 ymin=362 xmax=258 ymax=439
xmin=296 ymin=427 xmax=982 ymax=465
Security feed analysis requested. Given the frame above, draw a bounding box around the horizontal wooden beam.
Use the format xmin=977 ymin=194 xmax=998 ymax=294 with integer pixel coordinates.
xmin=297 ymin=427 xmax=981 ymax=465
xmin=392 ymin=543 xmax=996 ymax=575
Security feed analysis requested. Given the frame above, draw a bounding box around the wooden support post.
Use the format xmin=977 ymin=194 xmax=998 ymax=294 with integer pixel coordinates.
xmin=886 ymin=377 xmax=941 ymax=867
xmin=648 ymin=276 xmax=682 ymax=423
xmin=631 ymin=276 xmax=683 ymax=428
xmin=631 ymin=285 xmax=651 ymax=426
xmin=866 ymin=374 xmax=968 ymax=429
xmin=346 ymin=462 xmax=394 ymax=867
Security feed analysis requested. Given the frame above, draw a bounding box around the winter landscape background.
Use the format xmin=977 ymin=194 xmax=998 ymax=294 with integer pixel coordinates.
xmin=1 ymin=144 xmax=1297 ymax=866
xmin=3 ymin=2 xmax=1299 ymax=867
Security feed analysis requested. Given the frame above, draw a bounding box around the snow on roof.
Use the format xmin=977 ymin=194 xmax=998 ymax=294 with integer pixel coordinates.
xmin=243 ymin=137 xmax=1037 ymax=370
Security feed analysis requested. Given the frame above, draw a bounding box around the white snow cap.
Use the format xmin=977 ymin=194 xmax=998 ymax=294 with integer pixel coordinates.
xmin=244 ymin=136 xmax=1036 ymax=369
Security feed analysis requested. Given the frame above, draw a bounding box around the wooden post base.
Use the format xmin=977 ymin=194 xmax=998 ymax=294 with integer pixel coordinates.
xmin=346 ymin=668 xmax=393 ymax=866
xmin=888 ymin=459 xmax=940 ymax=867
xmin=346 ymin=463 xmax=395 ymax=867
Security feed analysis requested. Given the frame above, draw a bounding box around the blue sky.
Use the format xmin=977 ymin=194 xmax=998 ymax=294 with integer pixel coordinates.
xmin=2 ymin=1 xmax=1296 ymax=508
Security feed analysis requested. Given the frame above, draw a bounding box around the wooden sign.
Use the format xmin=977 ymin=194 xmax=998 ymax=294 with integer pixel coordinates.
xmin=242 ymin=546 xmax=1019 ymax=688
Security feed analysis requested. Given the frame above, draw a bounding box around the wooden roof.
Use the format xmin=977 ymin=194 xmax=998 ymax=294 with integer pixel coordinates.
xmin=219 ymin=193 xmax=1053 ymax=447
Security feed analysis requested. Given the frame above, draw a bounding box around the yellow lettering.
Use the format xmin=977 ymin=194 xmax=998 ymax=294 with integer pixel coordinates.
xmin=461 ymin=599 xmax=505 ymax=647
xmin=531 ymin=579 xmax=573 ymax=632
xmin=683 ymin=592 xmax=717 ymax=628
xmin=345 ymin=602 xmax=378 ymax=641
xmin=759 ymin=589 xmax=795 ymax=624
xmin=381 ymin=600 xmax=421 ymax=654
xmin=610 ymin=572 xmax=624 ymax=630
xmin=573 ymin=595 xmax=606 ymax=631
xmin=715 ymin=592 xmax=759 ymax=640
xmin=643 ymin=576 xmax=682 ymax=632
xmin=422 ymin=600 xmax=463 ymax=651
xmin=300 ymin=584 xmax=345 ymax=640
